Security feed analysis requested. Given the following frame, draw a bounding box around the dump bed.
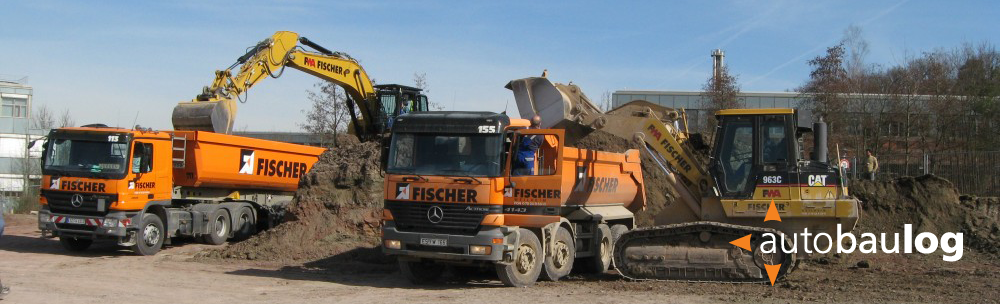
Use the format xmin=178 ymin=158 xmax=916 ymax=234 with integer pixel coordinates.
xmin=559 ymin=146 xmax=646 ymax=213
xmin=171 ymin=131 xmax=325 ymax=192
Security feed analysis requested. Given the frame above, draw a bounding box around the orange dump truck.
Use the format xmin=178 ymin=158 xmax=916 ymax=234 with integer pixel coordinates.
xmin=381 ymin=112 xmax=644 ymax=287
xmin=37 ymin=125 xmax=324 ymax=255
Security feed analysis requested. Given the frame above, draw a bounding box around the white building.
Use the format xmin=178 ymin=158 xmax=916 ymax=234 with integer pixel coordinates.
xmin=0 ymin=77 xmax=45 ymax=213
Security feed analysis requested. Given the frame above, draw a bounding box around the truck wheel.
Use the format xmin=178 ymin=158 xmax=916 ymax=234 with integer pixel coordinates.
xmin=582 ymin=224 xmax=613 ymax=273
xmin=541 ymin=226 xmax=575 ymax=281
xmin=609 ymin=224 xmax=629 ymax=269
xmin=398 ymin=259 xmax=444 ymax=284
xmin=202 ymin=208 xmax=230 ymax=245
xmin=230 ymin=207 xmax=256 ymax=242
xmin=59 ymin=237 xmax=92 ymax=252
xmin=132 ymin=213 xmax=164 ymax=256
xmin=610 ymin=224 xmax=629 ymax=243
xmin=496 ymin=228 xmax=543 ymax=287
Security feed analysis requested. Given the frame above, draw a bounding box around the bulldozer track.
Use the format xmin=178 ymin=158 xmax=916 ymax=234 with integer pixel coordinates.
xmin=613 ymin=221 xmax=795 ymax=284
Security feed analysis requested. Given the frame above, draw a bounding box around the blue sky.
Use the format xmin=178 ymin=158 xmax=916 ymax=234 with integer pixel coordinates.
xmin=1 ymin=0 xmax=997 ymax=131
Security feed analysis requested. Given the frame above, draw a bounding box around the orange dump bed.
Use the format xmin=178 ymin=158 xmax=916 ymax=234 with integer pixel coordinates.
xmin=171 ymin=131 xmax=326 ymax=192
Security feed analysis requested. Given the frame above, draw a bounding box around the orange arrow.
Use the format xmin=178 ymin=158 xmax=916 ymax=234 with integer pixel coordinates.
xmin=730 ymin=234 xmax=752 ymax=252
xmin=764 ymin=199 xmax=782 ymax=222
xmin=764 ymin=264 xmax=781 ymax=285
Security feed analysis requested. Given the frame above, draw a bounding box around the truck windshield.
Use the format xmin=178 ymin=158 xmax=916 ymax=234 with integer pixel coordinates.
xmin=387 ymin=133 xmax=504 ymax=177
xmin=43 ymin=138 xmax=130 ymax=179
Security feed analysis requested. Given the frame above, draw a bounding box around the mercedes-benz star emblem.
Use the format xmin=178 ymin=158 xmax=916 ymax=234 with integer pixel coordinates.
xmin=427 ymin=206 xmax=444 ymax=224
xmin=70 ymin=194 xmax=85 ymax=208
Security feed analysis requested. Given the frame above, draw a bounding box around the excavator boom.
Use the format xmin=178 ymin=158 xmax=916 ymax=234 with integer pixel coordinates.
xmin=173 ymin=31 xmax=424 ymax=138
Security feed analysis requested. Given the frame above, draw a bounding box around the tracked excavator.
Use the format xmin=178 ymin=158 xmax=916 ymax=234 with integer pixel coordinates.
xmin=171 ymin=31 xmax=429 ymax=139
xmin=506 ymin=75 xmax=860 ymax=283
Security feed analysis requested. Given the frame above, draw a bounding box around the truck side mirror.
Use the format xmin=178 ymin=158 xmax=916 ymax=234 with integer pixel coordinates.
xmin=132 ymin=157 xmax=142 ymax=174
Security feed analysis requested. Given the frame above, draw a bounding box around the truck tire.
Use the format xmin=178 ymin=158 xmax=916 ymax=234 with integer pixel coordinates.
xmin=541 ymin=226 xmax=575 ymax=281
xmin=496 ymin=228 xmax=543 ymax=287
xmin=398 ymin=259 xmax=444 ymax=284
xmin=230 ymin=207 xmax=256 ymax=242
xmin=202 ymin=208 xmax=230 ymax=245
xmin=59 ymin=237 xmax=92 ymax=252
xmin=581 ymin=224 xmax=612 ymax=273
xmin=609 ymin=224 xmax=629 ymax=269
xmin=132 ymin=213 xmax=165 ymax=256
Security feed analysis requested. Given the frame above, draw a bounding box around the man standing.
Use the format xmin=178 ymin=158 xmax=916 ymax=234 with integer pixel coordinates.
xmin=866 ymin=149 xmax=879 ymax=181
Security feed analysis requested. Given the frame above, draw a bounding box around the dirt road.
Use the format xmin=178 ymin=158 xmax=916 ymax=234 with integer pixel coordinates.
xmin=1 ymin=214 xmax=997 ymax=304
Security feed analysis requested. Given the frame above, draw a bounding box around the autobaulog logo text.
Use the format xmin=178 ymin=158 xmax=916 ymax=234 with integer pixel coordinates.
xmin=730 ymin=200 xmax=965 ymax=285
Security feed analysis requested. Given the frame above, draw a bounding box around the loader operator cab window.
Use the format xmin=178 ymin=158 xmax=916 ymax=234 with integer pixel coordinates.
xmin=762 ymin=116 xmax=790 ymax=164
xmin=716 ymin=118 xmax=754 ymax=195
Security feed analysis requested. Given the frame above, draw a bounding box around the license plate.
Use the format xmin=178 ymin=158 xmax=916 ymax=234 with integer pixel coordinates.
xmin=67 ymin=218 xmax=86 ymax=225
xmin=419 ymin=238 xmax=447 ymax=247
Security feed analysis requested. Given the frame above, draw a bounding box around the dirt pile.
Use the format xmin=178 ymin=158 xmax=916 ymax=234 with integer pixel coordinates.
xmin=572 ymin=131 xmax=676 ymax=227
xmin=850 ymin=175 xmax=1000 ymax=257
xmin=199 ymin=138 xmax=388 ymax=263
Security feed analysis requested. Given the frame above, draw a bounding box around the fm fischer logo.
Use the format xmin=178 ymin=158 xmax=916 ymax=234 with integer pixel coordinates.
xmin=396 ymin=183 xmax=410 ymax=200
xmin=239 ymin=149 xmax=309 ymax=178
xmin=730 ymin=200 xmax=965 ymax=285
xmin=396 ymin=183 xmax=479 ymax=203
xmin=239 ymin=149 xmax=255 ymax=174
xmin=60 ymin=180 xmax=106 ymax=192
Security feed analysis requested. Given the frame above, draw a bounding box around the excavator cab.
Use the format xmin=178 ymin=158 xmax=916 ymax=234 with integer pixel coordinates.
xmin=375 ymin=84 xmax=429 ymax=124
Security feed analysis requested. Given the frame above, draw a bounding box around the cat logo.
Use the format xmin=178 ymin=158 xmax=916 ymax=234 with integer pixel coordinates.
xmin=239 ymin=149 xmax=255 ymax=175
xmin=808 ymin=175 xmax=828 ymax=187
xmin=396 ymin=183 xmax=410 ymax=200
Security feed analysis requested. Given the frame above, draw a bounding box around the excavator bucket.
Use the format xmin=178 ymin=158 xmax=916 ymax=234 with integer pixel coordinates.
xmin=505 ymin=76 xmax=606 ymax=145
xmin=171 ymin=99 xmax=236 ymax=134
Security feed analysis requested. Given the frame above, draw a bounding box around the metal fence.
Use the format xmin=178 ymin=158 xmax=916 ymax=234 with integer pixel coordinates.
xmin=841 ymin=151 xmax=1000 ymax=197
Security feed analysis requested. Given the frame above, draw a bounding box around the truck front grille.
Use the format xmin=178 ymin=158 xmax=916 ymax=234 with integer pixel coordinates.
xmin=42 ymin=190 xmax=117 ymax=216
xmin=385 ymin=201 xmax=500 ymax=236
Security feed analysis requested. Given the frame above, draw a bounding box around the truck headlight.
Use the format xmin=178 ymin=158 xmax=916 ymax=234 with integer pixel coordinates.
xmin=103 ymin=218 xmax=119 ymax=228
xmin=384 ymin=239 xmax=402 ymax=250
xmin=470 ymin=245 xmax=492 ymax=255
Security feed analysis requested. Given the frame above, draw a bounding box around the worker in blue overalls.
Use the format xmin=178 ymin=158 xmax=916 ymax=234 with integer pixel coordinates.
xmin=513 ymin=115 xmax=543 ymax=176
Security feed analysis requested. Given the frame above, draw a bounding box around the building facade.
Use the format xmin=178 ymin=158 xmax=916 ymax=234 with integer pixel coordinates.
xmin=0 ymin=78 xmax=45 ymax=213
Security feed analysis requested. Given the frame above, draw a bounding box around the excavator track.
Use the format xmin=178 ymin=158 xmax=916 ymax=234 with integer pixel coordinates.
xmin=613 ymin=221 xmax=795 ymax=283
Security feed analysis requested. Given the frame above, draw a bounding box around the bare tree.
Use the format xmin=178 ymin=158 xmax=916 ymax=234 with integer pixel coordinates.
xmin=701 ymin=65 xmax=743 ymax=135
xmin=32 ymin=104 xmax=55 ymax=130
xmin=413 ymin=72 xmax=444 ymax=110
xmin=300 ymin=81 xmax=350 ymax=147
xmin=599 ymin=90 xmax=614 ymax=112
xmin=58 ymin=109 xmax=75 ymax=128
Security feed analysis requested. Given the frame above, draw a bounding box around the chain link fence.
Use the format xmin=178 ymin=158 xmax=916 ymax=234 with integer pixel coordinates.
xmin=841 ymin=151 xmax=1000 ymax=197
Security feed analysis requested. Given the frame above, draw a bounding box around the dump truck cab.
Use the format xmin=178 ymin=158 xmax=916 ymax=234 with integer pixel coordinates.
xmin=381 ymin=111 xmax=645 ymax=287
xmin=38 ymin=127 xmax=173 ymax=242
xmin=38 ymin=125 xmax=325 ymax=255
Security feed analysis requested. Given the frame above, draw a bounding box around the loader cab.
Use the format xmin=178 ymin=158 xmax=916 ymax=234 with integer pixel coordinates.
xmin=710 ymin=109 xmax=798 ymax=199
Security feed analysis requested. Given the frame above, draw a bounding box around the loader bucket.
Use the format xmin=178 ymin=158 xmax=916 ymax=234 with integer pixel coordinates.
xmin=171 ymin=99 xmax=235 ymax=134
xmin=505 ymin=76 xmax=606 ymax=144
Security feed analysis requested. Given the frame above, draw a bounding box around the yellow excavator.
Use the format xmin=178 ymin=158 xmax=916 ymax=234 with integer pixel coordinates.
xmin=508 ymin=75 xmax=860 ymax=283
xmin=172 ymin=31 xmax=429 ymax=139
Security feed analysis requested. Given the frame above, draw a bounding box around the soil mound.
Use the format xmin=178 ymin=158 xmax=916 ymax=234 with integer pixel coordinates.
xmin=573 ymin=131 xmax=676 ymax=227
xmin=199 ymin=140 xmax=388 ymax=263
xmin=850 ymin=175 xmax=1000 ymax=257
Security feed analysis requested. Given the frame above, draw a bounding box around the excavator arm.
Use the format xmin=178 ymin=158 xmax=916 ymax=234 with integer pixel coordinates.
xmin=172 ymin=31 xmax=402 ymax=138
